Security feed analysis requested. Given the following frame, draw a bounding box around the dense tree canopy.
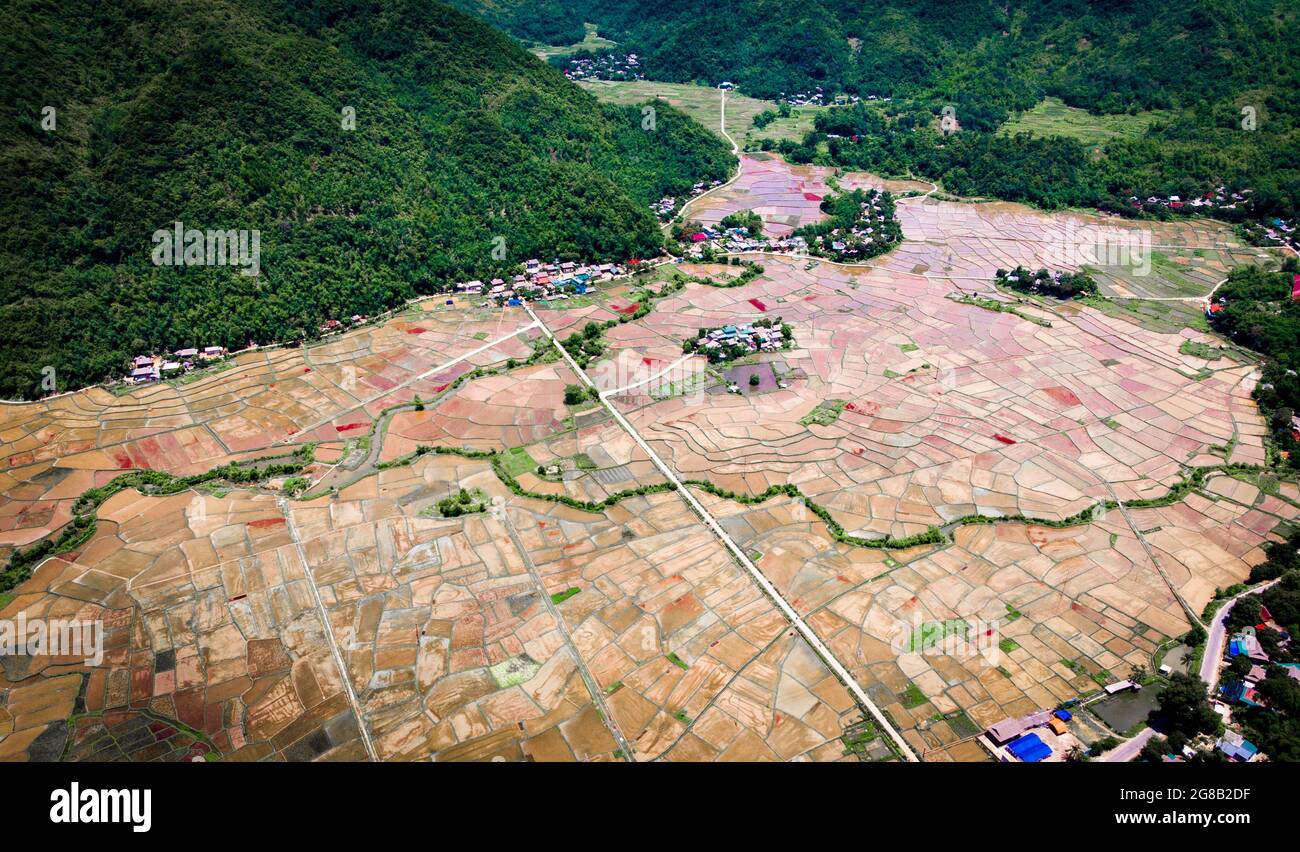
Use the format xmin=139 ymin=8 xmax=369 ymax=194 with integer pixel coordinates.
xmin=1209 ymin=259 xmax=1300 ymax=468
xmin=470 ymin=1 xmax=1299 ymax=220
xmin=0 ymin=0 xmax=733 ymax=398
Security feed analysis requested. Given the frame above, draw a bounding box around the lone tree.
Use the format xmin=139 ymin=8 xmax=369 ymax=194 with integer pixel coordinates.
xmin=563 ymin=384 xmax=587 ymax=406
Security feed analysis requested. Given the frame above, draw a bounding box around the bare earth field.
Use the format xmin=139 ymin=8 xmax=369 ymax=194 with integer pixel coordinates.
xmin=683 ymin=155 xmax=1279 ymax=304
xmin=2 ymin=152 xmax=1296 ymax=762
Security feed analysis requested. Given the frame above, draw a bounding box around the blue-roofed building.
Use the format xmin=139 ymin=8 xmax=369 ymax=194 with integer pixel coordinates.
xmin=1007 ymin=732 xmax=1052 ymax=762
xmin=1217 ymin=731 xmax=1259 ymax=762
xmin=1053 ymin=709 xmax=1072 ymax=722
xmin=506 ymin=298 xmax=522 ymax=306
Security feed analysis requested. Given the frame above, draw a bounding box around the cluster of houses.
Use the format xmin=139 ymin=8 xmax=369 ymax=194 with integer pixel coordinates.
xmin=1206 ymin=271 xmax=1300 ymax=321
xmin=1128 ymin=186 xmax=1251 ymax=214
xmin=1125 ymin=186 xmax=1299 ymax=253
xmin=983 ymin=708 xmax=1082 ymax=762
xmin=772 ymin=89 xmax=867 ymax=107
xmin=319 ymin=314 xmax=368 ymax=335
xmin=652 ymin=180 xmax=723 ymax=221
xmin=1200 ymin=604 xmax=1299 ymax=762
xmin=681 ymin=224 xmax=806 ymax=256
xmin=560 ymin=52 xmax=643 ymax=82
xmin=454 ymin=258 xmax=628 ymax=306
xmin=684 ymin=320 xmax=787 ymax=363
xmin=1245 ymin=215 xmax=1300 ymax=252
xmin=1220 ymin=606 xmax=1297 ymax=709
xmin=126 ymin=346 xmax=227 ymax=384
xmin=804 ymin=195 xmax=899 ymax=260
xmin=777 ymin=88 xmax=828 ymax=106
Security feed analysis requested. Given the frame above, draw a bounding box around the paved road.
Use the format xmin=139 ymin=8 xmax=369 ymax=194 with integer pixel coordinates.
xmin=526 ymin=304 xmax=920 ymax=762
xmin=1098 ymin=727 xmax=1158 ymax=763
xmin=279 ymin=495 xmax=380 ymax=762
xmin=1199 ymin=578 xmax=1281 ymax=691
xmin=1094 ymin=578 xmax=1282 ymax=763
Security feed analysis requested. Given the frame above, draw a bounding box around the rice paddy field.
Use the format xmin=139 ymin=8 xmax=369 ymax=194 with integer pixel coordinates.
xmin=578 ymin=79 xmax=824 ymax=146
xmin=527 ymin=22 xmax=617 ymax=61
xmin=999 ymin=97 xmax=1172 ymax=146
xmin=3 ymin=147 xmax=1296 ymax=762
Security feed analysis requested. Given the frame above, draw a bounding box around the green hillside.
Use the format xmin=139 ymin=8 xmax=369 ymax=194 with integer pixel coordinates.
xmin=0 ymin=0 xmax=732 ymax=398
xmin=465 ymin=0 xmax=1299 ymax=219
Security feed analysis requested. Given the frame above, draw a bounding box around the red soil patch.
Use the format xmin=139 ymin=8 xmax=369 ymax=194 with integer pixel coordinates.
xmin=747 ymin=298 xmax=768 ymax=311
xmin=803 ymin=193 xmax=822 ymax=202
xmin=407 ymin=327 xmax=427 ymax=334
xmin=247 ymin=518 xmax=285 ymax=529
xmin=335 ymin=423 xmax=367 ymax=433
xmin=993 ymin=434 xmax=1017 ymax=445
xmin=1044 ymin=386 xmax=1082 ymax=407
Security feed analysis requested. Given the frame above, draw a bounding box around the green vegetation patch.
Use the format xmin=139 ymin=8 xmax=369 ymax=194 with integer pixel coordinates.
xmin=550 ymin=586 xmax=581 ymax=605
xmin=999 ymin=97 xmax=1170 ymax=145
xmin=489 ymin=655 xmax=541 ymax=689
xmin=899 ymin=682 xmax=927 ymax=709
xmin=422 ymin=487 xmax=488 ymax=519
xmin=666 ymin=651 xmax=690 ymax=670
xmin=905 ymin=619 xmax=968 ymax=653
xmin=0 ymin=2 xmax=733 ymax=399
xmin=799 ymin=399 xmax=847 ymax=427
xmin=1179 ymin=339 xmax=1223 ymax=361
xmin=499 ymin=446 xmax=539 ymax=478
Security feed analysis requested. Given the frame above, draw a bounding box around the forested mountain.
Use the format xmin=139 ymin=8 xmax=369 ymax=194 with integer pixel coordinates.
xmin=0 ymin=0 xmax=732 ymax=398
xmin=472 ymin=0 xmax=1296 ymax=112
xmin=469 ymin=0 xmax=1299 ymax=218
xmin=445 ymin=0 xmax=585 ymax=47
